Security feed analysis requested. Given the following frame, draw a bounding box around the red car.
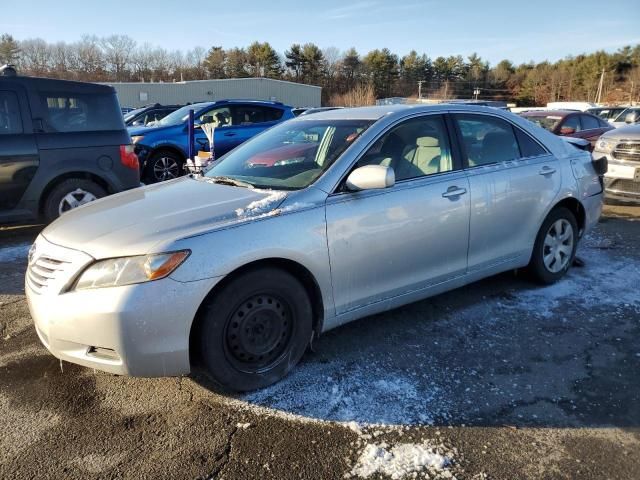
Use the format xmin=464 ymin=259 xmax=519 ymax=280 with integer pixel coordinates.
xmin=520 ymin=110 xmax=614 ymax=150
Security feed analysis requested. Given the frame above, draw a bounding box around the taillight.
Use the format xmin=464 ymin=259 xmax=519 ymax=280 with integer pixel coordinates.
xmin=120 ymin=145 xmax=139 ymax=170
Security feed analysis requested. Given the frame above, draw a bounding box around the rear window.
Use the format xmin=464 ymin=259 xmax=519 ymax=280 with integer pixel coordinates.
xmin=39 ymin=92 xmax=124 ymax=133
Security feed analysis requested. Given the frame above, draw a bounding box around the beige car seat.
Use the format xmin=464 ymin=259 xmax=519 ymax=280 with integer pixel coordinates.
xmin=395 ymin=136 xmax=443 ymax=179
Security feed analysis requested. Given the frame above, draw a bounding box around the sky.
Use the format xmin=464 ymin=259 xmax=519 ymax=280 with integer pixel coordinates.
xmin=3 ymin=0 xmax=640 ymax=65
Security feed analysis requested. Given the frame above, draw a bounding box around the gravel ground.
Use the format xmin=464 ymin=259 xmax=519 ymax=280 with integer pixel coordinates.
xmin=1 ymin=205 xmax=639 ymax=479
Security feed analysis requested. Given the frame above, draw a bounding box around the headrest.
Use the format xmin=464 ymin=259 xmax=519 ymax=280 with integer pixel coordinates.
xmin=416 ymin=136 xmax=439 ymax=147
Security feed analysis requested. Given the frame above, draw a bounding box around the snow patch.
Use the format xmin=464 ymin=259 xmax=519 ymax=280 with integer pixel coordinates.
xmin=506 ymin=232 xmax=640 ymax=318
xmin=0 ymin=242 xmax=30 ymax=263
xmin=235 ymin=191 xmax=287 ymax=217
xmin=349 ymin=441 xmax=452 ymax=479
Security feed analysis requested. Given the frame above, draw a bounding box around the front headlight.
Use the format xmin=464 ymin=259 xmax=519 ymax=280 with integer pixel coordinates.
xmin=595 ymin=138 xmax=616 ymax=152
xmin=131 ymin=135 xmax=145 ymax=144
xmin=74 ymin=250 xmax=190 ymax=290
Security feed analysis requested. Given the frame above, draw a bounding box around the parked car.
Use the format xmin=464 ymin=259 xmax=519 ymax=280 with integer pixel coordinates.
xmin=546 ymin=101 xmax=597 ymax=111
xmin=520 ymin=110 xmax=613 ymax=149
xmin=129 ymin=100 xmax=294 ymax=183
xmin=587 ymin=106 xmax=628 ymax=122
xmin=27 ymin=104 xmax=604 ymax=391
xmin=123 ymin=103 xmax=182 ymax=127
xmin=0 ymin=65 xmax=139 ymax=223
xmin=610 ymin=107 xmax=640 ymax=128
xmin=593 ymin=123 xmax=640 ymax=203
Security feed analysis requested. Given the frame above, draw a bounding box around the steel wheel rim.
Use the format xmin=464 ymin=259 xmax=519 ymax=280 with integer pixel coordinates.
xmin=58 ymin=188 xmax=97 ymax=215
xmin=224 ymin=294 xmax=294 ymax=374
xmin=543 ymin=218 xmax=574 ymax=273
xmin=153 ymin=156 xmax=179 ymax=181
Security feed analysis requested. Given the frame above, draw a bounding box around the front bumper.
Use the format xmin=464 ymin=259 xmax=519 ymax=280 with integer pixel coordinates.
xmin=597 ymin=152 xmax=640 ymax=203
xmin=26 ymin=237 xmax=219 ymax=377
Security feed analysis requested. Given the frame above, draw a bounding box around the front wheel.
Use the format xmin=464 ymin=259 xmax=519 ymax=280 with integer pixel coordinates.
xmin=196 ymin=267 xmax=313 ymax=392
xmin=528 ymin=207 xmax=578 ymax=284
xmin=144 ymin=150 xmax=184 ymax=184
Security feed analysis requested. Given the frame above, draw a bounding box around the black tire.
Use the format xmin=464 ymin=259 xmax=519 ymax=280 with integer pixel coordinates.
xmin=197 ymin=267 xmax=313 ymax=392
xmin=144 ymin=150 xmax=184 ymax=184
xmin=527 ymin=207 xmax=578 ymax=285
xmin=43 ymin=178 xmax=107 ymax=223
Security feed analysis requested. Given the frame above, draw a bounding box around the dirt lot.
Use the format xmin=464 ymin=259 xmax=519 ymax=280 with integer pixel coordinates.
xmin=1 ymin=205 xmax=639 ymax=479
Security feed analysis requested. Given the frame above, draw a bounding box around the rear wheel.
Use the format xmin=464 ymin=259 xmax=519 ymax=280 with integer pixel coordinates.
xmin=197 ymin=267 xmax=312 ymax=391
xmin=528 ymin=207 xmax=578 ymax=284
xmin=144 ymin=150 xmax=184 ymax=184
xmin=43 ymin=178 xmax=106 ymax=222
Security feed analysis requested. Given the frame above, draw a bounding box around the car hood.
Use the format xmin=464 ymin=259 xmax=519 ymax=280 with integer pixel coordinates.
xmin=127 ymin=123 xmax=177 ymax=136
xmin=42 ymin=177 xmax=288 ymax=259
xmin=605 ymin=123 xmax=640 ymax=137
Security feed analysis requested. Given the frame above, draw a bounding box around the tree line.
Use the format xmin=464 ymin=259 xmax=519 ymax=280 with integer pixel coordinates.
xmin=1 ymin=33 xmax=639 ymax=106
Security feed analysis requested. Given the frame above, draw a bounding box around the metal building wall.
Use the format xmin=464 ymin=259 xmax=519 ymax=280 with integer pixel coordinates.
xmin=107 ymin=78 xmax=321 ymax=108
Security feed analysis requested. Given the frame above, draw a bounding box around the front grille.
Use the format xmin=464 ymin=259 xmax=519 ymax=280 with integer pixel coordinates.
xmin=613 ymin=141 xmax=640 ymax=163
xmin=609 ymin=179 xmax=640 ymax=194
xmin=26 ymin=255 xmax=71 ymax=294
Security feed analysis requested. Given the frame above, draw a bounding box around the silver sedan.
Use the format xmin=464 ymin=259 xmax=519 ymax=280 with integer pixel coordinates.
xmin=26 ymin=104 xmax=604 ymax=391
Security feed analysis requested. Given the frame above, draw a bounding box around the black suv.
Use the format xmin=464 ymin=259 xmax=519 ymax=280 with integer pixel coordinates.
xmin=123 ymin=103 xmax=182 ymax=127
xmin=0 ymin=65 xmax=140 ymax=223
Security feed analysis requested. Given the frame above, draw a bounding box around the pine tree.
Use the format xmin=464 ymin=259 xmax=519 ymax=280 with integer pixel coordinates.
xmin=0 ymin=34 xmax=20 ymax=65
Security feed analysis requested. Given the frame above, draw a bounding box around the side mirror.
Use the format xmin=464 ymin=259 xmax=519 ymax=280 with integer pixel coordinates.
xmin=346 ymin=165 xmax=395 ymax=191
xmin=560 ymin=126 xmax=576 ymax=135
xmin=132 ymin=120 xmax=143 ymax=126
xmin=201 ymin=115 xmax=215 ymax=125
xmin=624 ymin=112 xmax=639 ymax=124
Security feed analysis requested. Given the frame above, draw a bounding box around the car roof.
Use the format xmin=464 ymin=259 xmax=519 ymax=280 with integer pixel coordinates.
xmin=520 ymin=110 xmax=578 ymax=118
xmin=292 ymin=103 xmax=514 ymax=121
xmin=0 ymin=74 xmax=116 ymax=95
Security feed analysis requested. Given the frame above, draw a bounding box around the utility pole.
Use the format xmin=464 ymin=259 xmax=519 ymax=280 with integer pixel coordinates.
xmin=595 ymin=68 xmax=605 ymax=104
xmin=418 ymin=80 xmax=424 ymax=99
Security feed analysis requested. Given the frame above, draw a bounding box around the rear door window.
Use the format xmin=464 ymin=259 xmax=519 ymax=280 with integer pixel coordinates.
xmin=454 ymin=114 xmax=521 ymax=166
xmin=39 ymin=92 xmax=123 ymax=132
xmin=581 ymin=114 xmax=600 ymax=130
xmin=560 ymin=115 xmax=582 ymax=133
xmin=0 ymin=91 xmax=23 ymax=134
xmin=233 ymin=105 xmax=283 ymax=125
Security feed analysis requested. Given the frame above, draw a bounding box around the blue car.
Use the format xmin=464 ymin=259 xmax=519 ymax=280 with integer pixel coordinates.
xmin=129 ymin=100 xmax=294 ymax=183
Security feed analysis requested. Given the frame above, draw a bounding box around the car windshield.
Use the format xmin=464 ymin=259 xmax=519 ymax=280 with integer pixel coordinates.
xmin=523 ymin=115 xmax=562 ymax=131
xmin=156 ymin=104 xmax=208 ymax=126
xmin=613 ymin=108 xmax=639 ymax=122
xmin=203 ymin=119 xmax=374 ymax=190
xmin=123 ymin=107 xmax=145 ymax=122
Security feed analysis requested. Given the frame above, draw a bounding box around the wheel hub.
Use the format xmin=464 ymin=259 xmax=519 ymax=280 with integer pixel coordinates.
xmin=225 ymin=294 xmax=293 ymax=372
xmin=153 ymin=156 xmax=179 ymax=181
xmin=543 ymin=218 xmax=574 ymax=273
xmin=58 ymin=188 xmax=98 ymax=215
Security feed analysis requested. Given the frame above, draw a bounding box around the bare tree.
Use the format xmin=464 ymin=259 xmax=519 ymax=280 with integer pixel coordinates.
xmin=101 ymin=34 xmax=136 ymax=81
xmin=19 ymin=38 xmax=50 ymax=76
xmin=75 ymin=35 xmax=105 ymax=81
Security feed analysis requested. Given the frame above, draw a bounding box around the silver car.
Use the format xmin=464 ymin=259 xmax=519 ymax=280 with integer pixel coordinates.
xmin=26 ymin=105 xmax=604 ymax=391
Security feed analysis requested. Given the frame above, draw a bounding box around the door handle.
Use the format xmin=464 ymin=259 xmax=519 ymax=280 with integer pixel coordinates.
xmin=442 ymin=186 xmax=467 ymax=198
xmin=224 ymin=132 xmax=236 ymax=137
xmin=539 ymin=166 xmax=556 ymax=176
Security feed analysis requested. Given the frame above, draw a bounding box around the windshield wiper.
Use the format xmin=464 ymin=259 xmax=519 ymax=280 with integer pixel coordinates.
xmin=207 ymin=176 xmax=254 ymax=189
